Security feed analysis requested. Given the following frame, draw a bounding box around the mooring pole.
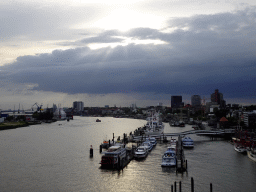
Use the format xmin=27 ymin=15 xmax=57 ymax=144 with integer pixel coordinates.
xmin=174 ymin=181 xmax=177 ymax=192
xmin=179 ymin=181 xmax=181 ymax=192
xmin=171 ymin=185 xmax=173 ymax=192
xmin=191 ymin=177 xmax=194 ymax=192
xmin=90 ymin=145 xmax=93 ymax=157
xmin=210 ymin=183 xmax=213 ymax=192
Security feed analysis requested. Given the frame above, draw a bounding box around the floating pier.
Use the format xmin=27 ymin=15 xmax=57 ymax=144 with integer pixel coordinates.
xmin=176 ymin=135 xmax=187 ymax=172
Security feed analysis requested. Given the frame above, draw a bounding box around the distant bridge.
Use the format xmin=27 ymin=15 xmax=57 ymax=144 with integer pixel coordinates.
xmin=132 ymin=129 xmax=235 ymax=140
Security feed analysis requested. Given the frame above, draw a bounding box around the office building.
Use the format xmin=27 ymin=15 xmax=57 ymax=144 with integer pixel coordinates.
xmin=171 ymin=96 xmax=183 ymax=108
xmin=191 ymin=95 xmax=201 ymax=107
xmin=73 ymin=101 xmax=84 ymax=112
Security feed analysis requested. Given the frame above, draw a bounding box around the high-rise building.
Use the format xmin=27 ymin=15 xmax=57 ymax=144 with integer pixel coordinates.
xmin=171 ymin=96 xmax=183 ymax=108
xmin=73 ymin=101 xmax=84 ymax=111
xmin=211 ymin=89 xmax=226 ymax=108
xmin=191 ymin=95 xmax=201 ymax=107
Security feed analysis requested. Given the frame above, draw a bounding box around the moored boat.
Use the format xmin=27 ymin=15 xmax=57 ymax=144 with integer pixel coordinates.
xmin=247 ymin=150 xmax=256 ymax=162
xmin=234 ymin=142 xmax=247 ymax=154
xmin=96 ymin=119 xmax=101 ymax=122
xmin=134 ymin=146 xmax=148 ymax=159
xmin=145 ymin=137 xmax=157 ymax=146
xmin=100 ymin=144 xmax=126 ymax=169
xmin=144 ymin=110 xmax=164 ymax=136
xmin=182 ymin=137 xmax=194 ymax=148
xmin=161 ymin=148 xmax=176 ymax=167
xmin=140 ymin=141 xmax=153 ymax=152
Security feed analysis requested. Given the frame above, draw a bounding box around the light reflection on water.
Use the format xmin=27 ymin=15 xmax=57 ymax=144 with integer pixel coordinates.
xmin=1 ymin=117 xmax=256 ymax=192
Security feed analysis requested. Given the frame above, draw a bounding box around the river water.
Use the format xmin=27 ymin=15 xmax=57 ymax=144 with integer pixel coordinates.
xmin=1 ymin=117 xmax=256 ymax=192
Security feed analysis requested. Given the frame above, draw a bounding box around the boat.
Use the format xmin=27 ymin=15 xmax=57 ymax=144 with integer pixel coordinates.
xmin=140 ymin=141 xmax=153 ymax=152
xmin=234 ymin=142 xmax=247 ymax=154
xmin=247 ymin=142 xmax=256 ymax=162
xmin=96 ymin=119 xmax=101 ymax=122
xmin=144 ymin=110 xmax=164 ymax=135
xmin=161 ymin=148 xmax=176 ymax=167
xmin=182 ymin=137 xmax=194 ymax=148
xmin=168 ymin=138 xmax=176 ymax=150
xmin=247 ymin=149 xmax=256 ymax=162
xmin=134 ymin=146 xmax=148 ymax=159
xmin=145 ymin=137 xmax=157 ymax=146
xmin=100 ymin=144 xmax=126 ymax=169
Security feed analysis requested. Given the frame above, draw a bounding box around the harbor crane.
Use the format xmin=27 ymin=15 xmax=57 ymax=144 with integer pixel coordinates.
xmin=32 ymin=103 xmax=43 ymax=112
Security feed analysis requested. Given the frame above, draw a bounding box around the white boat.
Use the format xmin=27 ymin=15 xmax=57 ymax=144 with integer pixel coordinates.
xmin=234 ymin=143 xmax=247 ymax=154
xmin=182 ymin=137 xmax=194 ymax=148
xmin=161 ymin=148 xmax=176 ymax=167
xmin=100 ymin=144 xmax=126 ymax=169
xmin=144 ymin=110 xmax=164 ymax=135
xmin=134 ymin=146 xmax=148 ymax=159
xmin=140 ymin=141 xmax=153 ymax=152
xmin=247 ymin=149 xmax=256 ymax=162
xmin=168 ymin=139 xmax=176 ymax=151
xmin=145 ymin=137 xmax=157 ymax=146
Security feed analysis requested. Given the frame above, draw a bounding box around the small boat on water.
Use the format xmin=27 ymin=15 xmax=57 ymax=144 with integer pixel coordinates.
xmin=134 ymin=146 xmax=148 ymax=159
xmin=161 ymin=148 xmax=176 ymax=167
xmin=140 ymin=141 xmax=153 ymax=152
xmin=247 ymin=142 xmax=256 ymax=162
xmin=96 ymin=119 xmax=101 ymax=122
xmin=100 ymin=144 xmax=126 ymax=169
xmin=145 ymin=137 xmax=157 ymax=146
xmin=182 ymin=137 xmax=194 ymax=148
xmin=247 ymin=149 xmax=256 ymax=162
xmin=234 ymin=142 xmax=247 ymax=154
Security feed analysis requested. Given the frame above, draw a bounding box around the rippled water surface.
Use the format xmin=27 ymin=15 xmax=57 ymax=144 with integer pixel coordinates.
xmin=1 ymin=117 xmax=256 ymax=192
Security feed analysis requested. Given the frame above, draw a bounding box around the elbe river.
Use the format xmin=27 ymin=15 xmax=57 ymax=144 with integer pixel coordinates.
xmin=1 ymin=117 xmax=256 ymax=192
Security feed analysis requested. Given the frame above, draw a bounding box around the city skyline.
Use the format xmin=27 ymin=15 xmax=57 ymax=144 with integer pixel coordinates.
xmin=1 ymin=1 xmax=256 ymax=110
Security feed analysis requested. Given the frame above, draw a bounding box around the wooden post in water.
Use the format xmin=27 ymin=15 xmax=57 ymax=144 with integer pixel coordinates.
xmin=113 ymin=133 xmax=115 ymax=144
xmin=210 ymin=183 xmax=213 ymax=192
xmin=171 ymin=185 xmax=173 ymax=192
xmin=90 ymin=145 xmax=93 ymax=157
xmin=174 ymin=181 xmax=177 ymax=192
xmin=99 ymin=145 xmax=102 ymax=153
xmin=191 ymin=177 xmax=194 ymax=192
xmin=179 ymin=181 xmax=181 ymax=192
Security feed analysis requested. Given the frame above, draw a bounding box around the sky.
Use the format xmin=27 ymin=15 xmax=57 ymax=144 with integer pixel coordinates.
xmin=1 ymin=0 xmax=256 ymax=110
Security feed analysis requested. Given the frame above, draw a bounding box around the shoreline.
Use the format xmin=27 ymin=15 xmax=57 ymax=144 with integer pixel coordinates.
xmin=0 ymin=120 xmax=57 ymax=131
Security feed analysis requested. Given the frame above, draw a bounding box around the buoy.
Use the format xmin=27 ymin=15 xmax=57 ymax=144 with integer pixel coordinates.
xmin=90 ymin=145 xmax=93 ymax=157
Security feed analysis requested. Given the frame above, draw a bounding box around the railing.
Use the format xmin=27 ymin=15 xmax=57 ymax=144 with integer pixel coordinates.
xmin=132 ymin=129 xmax=235 ymax=140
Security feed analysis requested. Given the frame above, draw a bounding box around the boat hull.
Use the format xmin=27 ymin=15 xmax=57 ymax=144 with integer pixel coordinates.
xmin=234 ymin=145 xmax=247 ymax=154
xmin=247 ymin=151 xmax=256 ymax=162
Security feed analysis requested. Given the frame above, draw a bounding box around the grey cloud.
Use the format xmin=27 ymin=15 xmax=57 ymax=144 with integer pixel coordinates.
xmin=1 ymin=7 xmax=256 ymax=100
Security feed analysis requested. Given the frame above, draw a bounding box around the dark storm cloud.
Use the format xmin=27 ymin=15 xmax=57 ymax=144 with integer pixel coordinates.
xmin=1 ymin=7 xmax=256 ymax=99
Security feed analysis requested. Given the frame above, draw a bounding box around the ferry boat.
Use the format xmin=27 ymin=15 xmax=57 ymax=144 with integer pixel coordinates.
xmin=182 ymin=137 xmax=194 ymax=148
xmin=134 ymin=146 xmax=148 ymax=159
xmin=100 ymin=144 xmax=126 ymax=169
xmin=161 ymin=148 xmax=176 ymax=167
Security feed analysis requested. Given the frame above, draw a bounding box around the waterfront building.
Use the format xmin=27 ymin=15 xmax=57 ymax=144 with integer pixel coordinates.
xmin=73 ymin=101 xmax=84 ymax=112
xmin=191 ymin=95 xmax=201 ymax=107
xmin=171 ymin=96 xmax=184 ymax=108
